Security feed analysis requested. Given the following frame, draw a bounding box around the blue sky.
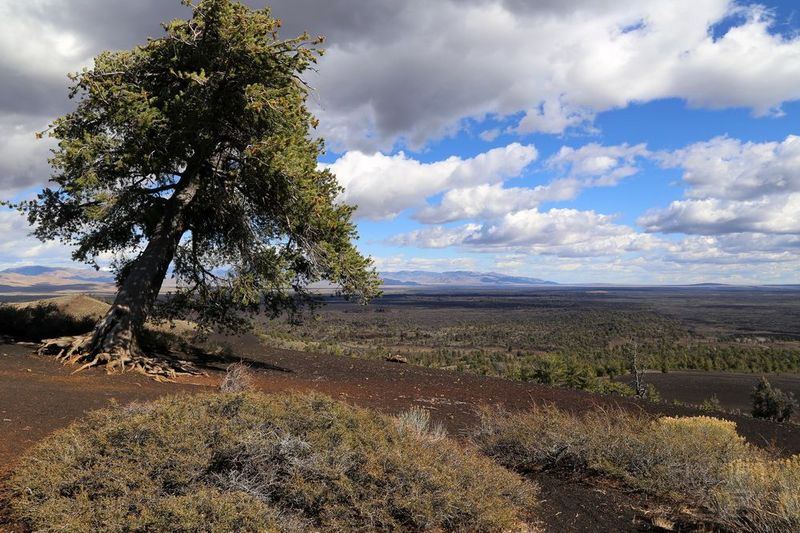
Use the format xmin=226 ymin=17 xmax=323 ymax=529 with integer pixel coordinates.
xmin=1 ymin=0 xmax=799 ymax=284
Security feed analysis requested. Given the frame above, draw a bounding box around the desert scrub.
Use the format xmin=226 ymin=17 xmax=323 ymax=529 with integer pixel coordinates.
xmin=473 ymin=405 xmax=799 ymax=531
xmin=711 ymin=455 xmax=800 ymax=532
xmin=10 ymin=392 xmax=538 ymax=533
xmin=473 ymin=406 xmax=753 ymax=501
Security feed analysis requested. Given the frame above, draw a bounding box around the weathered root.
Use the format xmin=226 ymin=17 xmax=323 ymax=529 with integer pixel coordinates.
xmin=38 ymin=335 xmax=203 ymax=382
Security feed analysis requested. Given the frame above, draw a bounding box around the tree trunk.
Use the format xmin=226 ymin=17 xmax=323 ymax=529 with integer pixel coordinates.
xmin=94 ymin=176 xmax=200 ymax=358
xmin=41 ymin=172 xmax=201 ymax=375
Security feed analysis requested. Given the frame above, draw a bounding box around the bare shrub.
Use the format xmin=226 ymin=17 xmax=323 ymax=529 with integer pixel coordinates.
xmin=11 ymin=392 xmax=539 ymax=532
xmin=394 ymin=406 xmax=447 ymax=442
xmin=219 ymin=361 xmax=254 ymax=392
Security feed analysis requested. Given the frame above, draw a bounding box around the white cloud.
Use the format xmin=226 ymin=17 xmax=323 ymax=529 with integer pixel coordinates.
xmin=328 ymin=143 xmax=537 ymax=220
xmin=641 ymin=135 xmax=800 ymax=235
xmin=514 ymin=100 xmax=596 ymax=135
xmin=0 ymin=209 xmax=73 ymax=268
xmin=415 ymin=142 xmax=647 ymax=224
xmin=658 ymin=135 xmax=800 ymax=200
xmin=371 ymin=254 xmax=478 ymax=272
xmin=302 ymin=0 xmax=800 ymax=150
xmin=547 ymin=142 xmax=649 ymax=185
xmin=639 ymin=194 xmax=800 ymax=235
xmin=394 ymin=208 xmax=660 ymax=257
xmin=413 ymin=180 xmax=582 ymax=224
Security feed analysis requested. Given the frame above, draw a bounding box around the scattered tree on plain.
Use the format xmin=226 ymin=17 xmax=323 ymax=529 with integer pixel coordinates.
xmin=751 ymin=377 xmax=797 ymax=422
xmin=12 ymin=0 xmax=380 ymax=376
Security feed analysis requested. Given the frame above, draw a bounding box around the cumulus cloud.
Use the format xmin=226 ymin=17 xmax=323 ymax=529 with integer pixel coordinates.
xmin=0 ymin=209 xmax=73 ymax=267
xmin=393 ymin=208 xmax=660 ymax=257
xmin=547 ymin=142 xmax=649 ymax=185
xmin=640 ymin=135 xmax=800 ymax=235
xmin=2 ymin=0 xmax=798 ymax=160
xmin=657 ymin=135 xmax=800 ymax=200
xmin=414 ymin=142 xmax=647 ymax=224
xmin=639 ymin=195 xmax=800 ymax=235
xmin=293 ymin=0 xmax=800 ymax=150
xmin=327 ymin=143 xmax=537 ymax=220
xmin=413 ymin=180 xmax=581 ymax=224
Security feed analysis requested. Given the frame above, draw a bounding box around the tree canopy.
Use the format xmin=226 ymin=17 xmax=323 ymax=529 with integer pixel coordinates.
xmin=13 ymin=0 xmax=379 ymax=373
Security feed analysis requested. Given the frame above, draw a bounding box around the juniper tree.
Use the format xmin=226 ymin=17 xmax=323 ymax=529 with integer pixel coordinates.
xmin=15 ymin=0 xmax=380 ymax=376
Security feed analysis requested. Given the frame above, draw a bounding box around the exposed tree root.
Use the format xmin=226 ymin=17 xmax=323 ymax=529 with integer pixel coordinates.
xmin=38 ymin=335 xmax=203 ymax=382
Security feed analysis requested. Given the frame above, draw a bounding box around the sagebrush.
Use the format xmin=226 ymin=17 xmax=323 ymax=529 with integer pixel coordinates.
xmin=473 ymin=404 xmax=799 ymax=532
xmin=11 ymin=392 xmax=538 ymax=532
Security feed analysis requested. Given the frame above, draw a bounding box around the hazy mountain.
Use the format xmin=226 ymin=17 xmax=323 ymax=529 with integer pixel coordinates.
xmin=380 ymin=270 xmax=556 ymax=286
xmin=0 ymin=265 xmax=557 ymax=293
xmin=0 ymin=266 xmax=116 ymax=293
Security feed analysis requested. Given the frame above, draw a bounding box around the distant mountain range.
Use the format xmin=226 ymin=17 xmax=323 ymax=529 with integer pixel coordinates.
xmin=0 ymin=265 xmax=557 ymax=293
xmin=380 ymin=270 xmax=557 ymax=286
xmin=0 ymin=266 xmax=116 ymax=294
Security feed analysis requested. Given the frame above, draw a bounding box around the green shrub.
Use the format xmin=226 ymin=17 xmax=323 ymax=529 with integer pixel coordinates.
xmin=700 ymin=395 xmax=722 ymax=412
xmin=10 ymin=392 xmax=538 ymax=532
xmin=751 ymin=377 xmax=797 ymax=422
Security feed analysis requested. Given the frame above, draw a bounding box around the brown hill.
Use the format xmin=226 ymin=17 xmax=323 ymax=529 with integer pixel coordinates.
xmin=13 ymin=295 xmax=111 ymax=321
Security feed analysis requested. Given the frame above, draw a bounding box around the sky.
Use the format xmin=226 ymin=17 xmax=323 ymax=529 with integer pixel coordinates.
xmin=1 ymin=0 xmax=799 ymax=284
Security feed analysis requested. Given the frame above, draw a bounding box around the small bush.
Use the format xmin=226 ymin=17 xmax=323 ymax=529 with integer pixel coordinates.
xmin=751 ymin=377 xmax=797 ymax=422
xmin=11 ymin=392 xmax=538 ymax=532
xmin=700 ymin=395 xmax=722 ymax=412
xmin=473 ymin=405 xmax=799 ymax=532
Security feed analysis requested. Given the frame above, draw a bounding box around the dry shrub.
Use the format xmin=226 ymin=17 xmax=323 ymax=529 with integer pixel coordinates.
xmin=473 ymin=405 xmax=798 ymax=532
xmin=394 ymin=406 xmax=447 ymax=442
xmin=10 ymin=392 xmax=538 ymax=532
xmin=218 ymin=361 xmax=254 ymax=392
xmin=711 ymin=455 xmax=800 ymax=532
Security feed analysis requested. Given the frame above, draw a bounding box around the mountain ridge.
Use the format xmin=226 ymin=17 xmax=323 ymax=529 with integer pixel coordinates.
xmin=381 ymin=270 xmax=557 ymax=286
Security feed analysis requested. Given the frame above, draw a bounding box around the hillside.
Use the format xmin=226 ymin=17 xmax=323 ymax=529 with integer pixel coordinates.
xmin=0 ymin=266 xmax=115 ymax=294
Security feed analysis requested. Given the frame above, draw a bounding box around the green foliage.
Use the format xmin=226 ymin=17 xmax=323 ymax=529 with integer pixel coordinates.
xmin=10 ymin=392 xmax=538 ymax=532
xmin=0 ymin=303 xmax=95 ymax=341
xmin=646 ymin=383 xmax=661 ymax=403
xmin=751 ymin=377 xmax=797 ymax=422
xmin=13 ymin=0 xmax=380 ymax=334
xmin=473 ymin=405 xmax=800 ymax=531
xmin=257 ymin=295 xmax=800 ymax=394
xmin=700 ymin=395 xmax=723 ymax=412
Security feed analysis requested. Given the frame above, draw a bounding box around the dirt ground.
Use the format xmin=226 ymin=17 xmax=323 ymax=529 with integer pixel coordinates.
xmin=2 ymin=338 xmax=800 ymax=532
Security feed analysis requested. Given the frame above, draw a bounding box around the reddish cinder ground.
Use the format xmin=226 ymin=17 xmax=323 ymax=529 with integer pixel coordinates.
xmin=2 ymin=337 xmax=800 ymax=532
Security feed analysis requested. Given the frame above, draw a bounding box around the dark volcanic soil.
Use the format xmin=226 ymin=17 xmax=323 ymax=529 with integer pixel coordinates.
xmin=2 ymin=338 xmax=800 ymax=532
xmin=617 ymin=370 xmax=800 ymax=413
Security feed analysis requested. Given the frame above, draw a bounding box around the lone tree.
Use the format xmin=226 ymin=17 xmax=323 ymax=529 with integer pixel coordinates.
xmin=14 ymin=0 xmax=380 ymax=376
